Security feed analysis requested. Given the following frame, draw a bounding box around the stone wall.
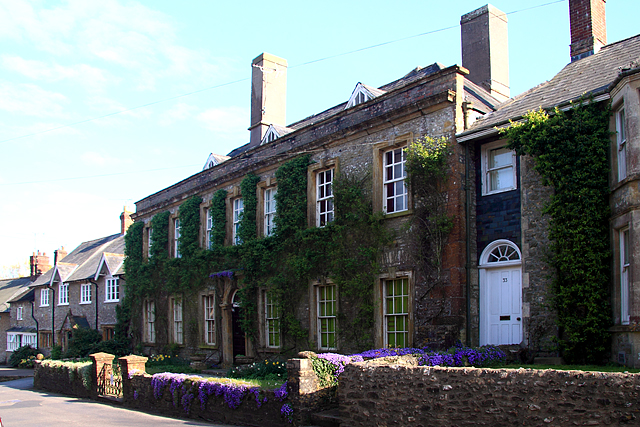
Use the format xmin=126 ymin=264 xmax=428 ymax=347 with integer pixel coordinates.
xmin=33 ymin=360 xmax=94 ymax=399
xmin=339 ymin=360 xmax=640 ymax=426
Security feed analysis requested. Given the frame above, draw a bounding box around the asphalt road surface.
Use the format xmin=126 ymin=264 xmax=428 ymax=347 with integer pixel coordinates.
xmin=0 ymin=377 xmax=244 ymax=427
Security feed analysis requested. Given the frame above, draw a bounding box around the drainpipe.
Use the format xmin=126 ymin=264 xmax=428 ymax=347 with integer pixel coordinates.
xmin=47 ymin=285 xmax=55 ymax=346
xmin=31 ymin=301 xmax=39 ymax=349
xmin=464 ymin=139 xmax=472 ymax=347
xmin=89 ymin=279 xmax=99 ymax=331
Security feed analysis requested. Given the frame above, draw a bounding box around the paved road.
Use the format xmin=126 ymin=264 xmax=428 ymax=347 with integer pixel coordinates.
xmin=0 ymin=377 xmax=245 ymax=427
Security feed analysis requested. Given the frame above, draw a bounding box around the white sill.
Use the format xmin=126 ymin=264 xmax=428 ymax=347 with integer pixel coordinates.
xmin=104 ymin=300 xmax=120 ymax=303
xmin=39 ymin=304 xmax=50 ymax=308
xmin=58 ymin=303 xmax=69 ymax=306
xmin=482 ymin=187 xmax=517 ymax=196
xmin=79 ymin=302 xmax=92 ymax=305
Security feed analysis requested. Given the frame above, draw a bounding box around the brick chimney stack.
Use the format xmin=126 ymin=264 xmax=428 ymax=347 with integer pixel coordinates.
xmin=30 ymin=251 xmax=51 ymax=279
xmin=121 ymin=207 xmax=133 ymax=235
xmin=54 ymin=247 xmax=68 ymax=265
xmin=569 ymin=0 xmax=606 ymax=62
xmin=249 ymin=53 xmax=287 ymax=148
xmin=461 ymin=4 xmax=510 ymax=102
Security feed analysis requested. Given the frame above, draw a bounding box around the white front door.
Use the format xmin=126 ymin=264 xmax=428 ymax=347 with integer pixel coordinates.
xmin=481 ymin=266 xmax=522 ymax=345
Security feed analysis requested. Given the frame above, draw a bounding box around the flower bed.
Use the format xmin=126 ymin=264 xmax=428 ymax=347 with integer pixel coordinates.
xmin=127 ymin=372 xmax=287 ymax=426
xmin=310 ymin=344 xmax=506 ymax=387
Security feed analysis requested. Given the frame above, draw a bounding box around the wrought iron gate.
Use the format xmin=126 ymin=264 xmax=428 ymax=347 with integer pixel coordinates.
xmin=97 ymin=361 xmax=122 ymax=398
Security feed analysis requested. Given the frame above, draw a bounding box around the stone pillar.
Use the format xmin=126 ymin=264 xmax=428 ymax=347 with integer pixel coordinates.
xmin=287 ymin=358 xmax=322 ymax=425
xmin=221 ymin=303 xmax=233 ymax=367
xmin=90 ymin=352 xmax=114 ymax=397
xmin=119 ymin=355 xmax=147 ymax=378
xmin=119 ymin=355 xmax=148 ymax=403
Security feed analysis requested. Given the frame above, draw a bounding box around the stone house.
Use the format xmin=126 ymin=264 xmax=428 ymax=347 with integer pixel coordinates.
xmin=128 ymin=5 xmax=507 ymax=365
xmin=1 ymin=252 xmax=51 ymax=362
xmin=457 ymin=0 xmax=640 ymax=364
xmin=29 ymin=211 xmax=130 ymax=353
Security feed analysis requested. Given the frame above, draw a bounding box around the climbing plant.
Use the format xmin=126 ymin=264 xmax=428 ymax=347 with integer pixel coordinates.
xmin=238 ymin=173 xmax=260 ymax=244
xmin=500 ymin=102 xmax=611 ymax=364
xmin=404 ymin=136 xmax=454 ymax=333
xmin=209 ymin=189 xmax=227 ymax=249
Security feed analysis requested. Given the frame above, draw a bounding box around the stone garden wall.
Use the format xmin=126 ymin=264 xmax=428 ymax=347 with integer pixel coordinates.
xmin=339 ymin=359 xmax=640 ymax=426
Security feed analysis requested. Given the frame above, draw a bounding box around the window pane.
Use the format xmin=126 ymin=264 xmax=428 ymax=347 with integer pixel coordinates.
xmin=490 ymin=147 xmax=512 ymax=168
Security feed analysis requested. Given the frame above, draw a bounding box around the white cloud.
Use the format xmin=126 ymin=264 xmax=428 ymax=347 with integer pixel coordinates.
xmin=0 ymin=0 xmax=223 ymax=91
xmin=2 ymin=55 xmax=113 ymax=89
xmin=197 ymin=107 xmax=248 ymax=135
xmin=0 ymin=81 xmax=69 ymax=117
xmin=158 ymin=102 xmax=197 ymax=126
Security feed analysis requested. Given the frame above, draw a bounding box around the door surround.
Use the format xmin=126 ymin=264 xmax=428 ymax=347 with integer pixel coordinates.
xmin=479 ymin=239 xmax=523 ymax=346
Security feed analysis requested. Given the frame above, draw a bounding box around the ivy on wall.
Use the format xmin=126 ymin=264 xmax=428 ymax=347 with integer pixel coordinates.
xmin=209 ymin=189 xmax=227 ymax=249
xmin=500 ymin=102 xmax=611 ymax=364
xmin=121 ymin=154 xmax=391 ymax=355
xmin=238 ymin=173 xmax=260 ymax=244
xmin=404 ymin=137 xmax=453 ymax=326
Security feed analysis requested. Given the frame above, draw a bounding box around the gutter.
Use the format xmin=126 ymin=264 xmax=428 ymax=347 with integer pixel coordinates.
xmin=89 ymin=279 xmax=99 ymax=331
xmin=456 ymin=92 xmax=611 ymax=143
xmin=46 ymin=285 xmax=55 ymax=346
xmin=31 ymin=300 xmax=39 ymax=348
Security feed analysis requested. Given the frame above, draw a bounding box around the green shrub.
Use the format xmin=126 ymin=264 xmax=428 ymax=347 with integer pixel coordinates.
xmin=227 ymin=359 xmax=287 ymax=381
xmin=8 ymin=345 xmax=39 ymax=368
xmin=64 ymin=328 xmax=101 ymax=358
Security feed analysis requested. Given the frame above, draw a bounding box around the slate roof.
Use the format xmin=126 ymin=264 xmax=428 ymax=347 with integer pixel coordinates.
xmin=459 ymin=34 xmax=640 ymax=137
xmin=228 ymin=62 xmax=500 ymax=157
xmin=96 ymin=252 xmax=125 ymax=279
xmin=30 ymin=233 xmax=125 ymax=288
xmin=8 ymin=288 xmax=34 ymax=304
xmin=0 ymin=277 xmax=33 ymax=313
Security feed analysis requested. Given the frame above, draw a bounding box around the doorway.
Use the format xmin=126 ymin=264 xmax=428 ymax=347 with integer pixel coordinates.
xmin=479 ymin=240 xmax=522 ymax=346
xmin=231 ymin=291 xmax=246 ymax=357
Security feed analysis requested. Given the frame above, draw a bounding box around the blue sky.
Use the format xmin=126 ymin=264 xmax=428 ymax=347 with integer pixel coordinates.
xmin=0 ymin=0 xmax=637 ymax=275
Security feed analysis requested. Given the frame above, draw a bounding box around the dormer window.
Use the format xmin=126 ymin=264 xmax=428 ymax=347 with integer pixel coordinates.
xmin=261 ymin=125 xmax=281 ymax=145
xmin=345 ymin=83 xmax=385 ymax=110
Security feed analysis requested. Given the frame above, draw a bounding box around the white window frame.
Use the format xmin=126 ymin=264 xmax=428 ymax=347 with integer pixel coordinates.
xmin=174 ymin=218 xmax=181 ymax=258
xmin=145 ymin=300 xmax=156 ymax=343
xmin=233 ymin=198 xmax=244 ymax=245
xmin=7 ymin=333 xmax=19 ymax=351
xmin=264 ymin=187 xmax=277 ymax=237
xmin=383 ymin=277 xmax=410 ymax=348
xmin=40 ymin=288 xmax=50 ymax=307
xmin=105 ymin=277 xmax=120 ymax=302
xmin=58 ymin=283 xmax=68 ymax=305
xmin=383 ymin=147 xmax=408 ymax=213
xmin=148 ymin=227 xmax=153 ymax=257
xmin=16 ymin=306 xmax=23 ymax=321
xmin=204 ymin=294 xmax=216 ymax=346
xmin=481 ymin=140 xmax=517 ymax=195
xmin=317 ymin=169 xmax=334 ymax=227
xmin=206 ymin=208 xmax=213 ymax=249
xmin=317 ymin=284 xmax=337 ymax=350
xmin=621 ymin=227 xmax=631 ymax=325
xmin=80 ymin=283 xmax=91 ymax=304
xmin=173 ymin=298 xmax=183 ymax=344
xmin=265 ymin=292 xmax=281 ymax=348
xmin=617 ymin=107 xmax=627 ymax=181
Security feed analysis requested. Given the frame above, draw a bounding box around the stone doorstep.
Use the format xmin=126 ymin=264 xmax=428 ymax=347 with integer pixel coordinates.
xmin=310 ymin=408 xmax=342 ymax=427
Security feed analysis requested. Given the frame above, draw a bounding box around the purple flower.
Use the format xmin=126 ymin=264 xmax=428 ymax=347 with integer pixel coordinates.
xmin=274 ymin=382 xmax=288 ymax=401
xmin=281 ymin=403 xmax=293 ymax=423
xmin=210 ymin=270 xmax=234 ymax=279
